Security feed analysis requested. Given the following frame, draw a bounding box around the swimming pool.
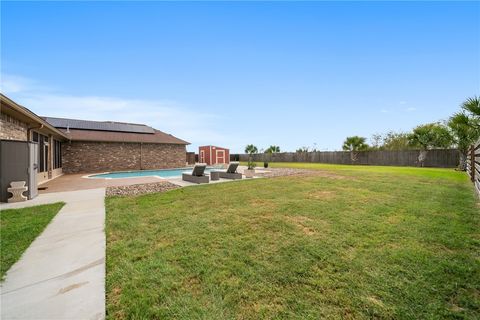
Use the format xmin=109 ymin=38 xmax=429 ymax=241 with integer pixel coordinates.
xmin=88 ymin=167 xmax=219 ymax=179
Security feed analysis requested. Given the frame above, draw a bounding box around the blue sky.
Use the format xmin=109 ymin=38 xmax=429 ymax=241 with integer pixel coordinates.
xmin=1 ymin=1 xmax=479 ymax=153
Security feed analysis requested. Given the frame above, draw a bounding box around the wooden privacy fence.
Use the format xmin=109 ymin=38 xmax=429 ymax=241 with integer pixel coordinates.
xmin=467 ymin=140 xmax=480 ymax=196
xmin=233 ymin=149 xmax=459 ymax=168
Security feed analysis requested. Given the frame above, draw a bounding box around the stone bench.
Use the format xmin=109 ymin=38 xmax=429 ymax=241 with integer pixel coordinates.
xmin=7 ymin=181 xmax=28 ymax=203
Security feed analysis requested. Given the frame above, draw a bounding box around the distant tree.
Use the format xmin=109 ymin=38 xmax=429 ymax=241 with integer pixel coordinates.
xmin=245 ymin=144 xmax=258 ymax=170
xmin=267 ymin=145 xmax=280 ymax=153
xmin=342 ymin=136 xmax=369 ymax=162
xmin=382 ymin=131 xmax=415 ymax=150
xmin=296 ymin=146 xmax=310 ymax=153
xmin=448 ymin=112 xmax=480 ymax=170
xmin=370 ymin=133 xmax=383 ymax=150
xmin=408 ymin=123 xmax=453 ymax=166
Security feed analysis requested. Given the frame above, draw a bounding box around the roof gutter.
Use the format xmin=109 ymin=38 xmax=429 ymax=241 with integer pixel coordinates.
xmin=27 ymin=124 xmax=44 ymax=140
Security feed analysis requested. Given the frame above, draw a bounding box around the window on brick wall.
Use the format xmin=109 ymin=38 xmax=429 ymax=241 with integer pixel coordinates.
xmin=53 ymin=140 xmax=62 ymax=169
xmin=38 ymin=134 xmax=48 ymax=173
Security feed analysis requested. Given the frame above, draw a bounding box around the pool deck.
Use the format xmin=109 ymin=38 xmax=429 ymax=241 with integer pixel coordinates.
xmin=39 ymin=166 xmax=267 ymax=193
xmin=38 ymin=173 xmax=165 ymax=193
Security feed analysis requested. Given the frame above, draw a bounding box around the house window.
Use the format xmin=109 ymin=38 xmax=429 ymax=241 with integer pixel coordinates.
xmin=53 ymin=140 xmax=62 ymax=169
xmin=38 ymin=134 xmax=48 ymax=173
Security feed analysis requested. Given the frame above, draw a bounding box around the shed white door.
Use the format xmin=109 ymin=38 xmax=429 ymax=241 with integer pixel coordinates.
xmin=216 ymin=150 xmax=225 ymax=164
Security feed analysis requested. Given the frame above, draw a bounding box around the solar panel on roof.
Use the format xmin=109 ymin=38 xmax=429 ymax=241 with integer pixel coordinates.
xmin=43 ymin=117 xmax=155 ymax=134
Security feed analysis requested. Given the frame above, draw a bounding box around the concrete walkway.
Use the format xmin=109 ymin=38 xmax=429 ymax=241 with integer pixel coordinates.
xmin=1 ymin=188 xmax=106 ymax=320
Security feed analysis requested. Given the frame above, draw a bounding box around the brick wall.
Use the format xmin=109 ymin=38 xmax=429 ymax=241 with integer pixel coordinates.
xmin=0 ymin=112 xmax=28 ymax=141
xmin=62 ymin=141 xmax=186 ymax=173
xmin=140 ymin=143 xmax=187 ymax=169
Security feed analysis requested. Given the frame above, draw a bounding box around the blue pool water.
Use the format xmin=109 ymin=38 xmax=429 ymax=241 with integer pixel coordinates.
xmin=89 ymin=167 xmax=218 ymax=179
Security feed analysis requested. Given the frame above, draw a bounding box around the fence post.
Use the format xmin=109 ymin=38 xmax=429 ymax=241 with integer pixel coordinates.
xmin=471 ymin=146 xmax=475 ymax=182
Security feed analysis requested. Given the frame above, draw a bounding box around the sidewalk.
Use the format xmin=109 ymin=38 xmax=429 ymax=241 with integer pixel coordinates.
xmin=1 ymin=188 xmax=106 ymax=320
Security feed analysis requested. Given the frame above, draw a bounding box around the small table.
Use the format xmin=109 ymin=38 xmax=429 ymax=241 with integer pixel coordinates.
xmin=210 ymin=171 xmax=220 ymax=181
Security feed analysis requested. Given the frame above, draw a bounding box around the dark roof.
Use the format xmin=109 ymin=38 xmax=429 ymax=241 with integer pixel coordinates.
xmin=61 ymin=128 xmax=189 ymax=145
xmin=43 ymin=117 xmax=155 ymax=134
xmin=42 ymin=116 xmax=188 ymax=145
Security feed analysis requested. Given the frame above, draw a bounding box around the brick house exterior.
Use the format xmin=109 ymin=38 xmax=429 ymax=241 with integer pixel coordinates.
xmin=1 ymin=94 xmax=68 ymax=185
xmin=62 ymin=142 xmax=186 ymax=173
xmin=43 ymin=116 xmax=189 ymax=174
xmin=1 ymin=94 xmax=189 ymax=201
xmin=1 ymin=93 xmax=189 ymax=179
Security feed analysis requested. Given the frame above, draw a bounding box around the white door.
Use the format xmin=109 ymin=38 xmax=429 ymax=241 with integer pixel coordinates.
xmin=216 ymin=150 xmax=225 ymax=164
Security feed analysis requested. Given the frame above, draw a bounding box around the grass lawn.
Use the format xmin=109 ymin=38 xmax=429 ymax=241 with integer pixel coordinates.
xmin=1 ymin=202 xmax=64 ymax=279
xmin=106 ymin=164 xmax=479 ymax=319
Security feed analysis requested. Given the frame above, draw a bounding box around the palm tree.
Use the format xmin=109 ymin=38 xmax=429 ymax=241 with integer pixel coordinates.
xmin=245 ymin=144 xmax=258 ymax=169
xmin=408 ymin=123 xmax=453 ymax=167
xmin=342 ymin=136 xmax=368 ymax=162
xmin=267 ymin=145 xmax=280 ymax=153
xmin=245 ymin=144 xmax=258 ymax=154
xmin=448 ymin=112 xmax=480 ymax=170
xmin=461 ymin=96 xmax=480 ymax=119
xmin=264 ymin=145 xmax=280 ymax=167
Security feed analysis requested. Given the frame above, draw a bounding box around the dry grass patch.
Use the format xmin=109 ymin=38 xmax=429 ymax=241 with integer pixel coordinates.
xmin=286 ymin=215 xmax=317 ymax=235
xmin=307 ymin=190 xmax=336 ymax=200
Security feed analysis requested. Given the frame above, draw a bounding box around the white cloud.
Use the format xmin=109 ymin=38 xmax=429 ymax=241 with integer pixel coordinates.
xmin=380 ymin=109 xmax=389 ymax=113
xmin=399 ymin=101 xmax=407 ymax=105
xmin=1 ymin=74 xmax=53 ymax=94
xmin=1 ymin=74 xmax=33 ymax=93
xmin=1 ymin=74 xmax=229 ymax=150
xmin=405 ymin=107 xmax=416 ymax=112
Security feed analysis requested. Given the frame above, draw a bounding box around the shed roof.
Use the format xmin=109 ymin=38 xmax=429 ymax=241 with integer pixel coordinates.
xmin=199 ymin=145 xmax=229 ymax=149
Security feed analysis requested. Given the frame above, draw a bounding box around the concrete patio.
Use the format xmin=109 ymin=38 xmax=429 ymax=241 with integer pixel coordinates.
xmin=37 ymin=165 xmax=268 ymax=193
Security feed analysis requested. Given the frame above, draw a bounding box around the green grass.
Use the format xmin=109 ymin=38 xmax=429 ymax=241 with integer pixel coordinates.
xmin=106 ymin=165 xmax=479 ymax=319
xmin=1 ymin=202 xmax=64 ymax=279
xmin=246 ymin=161 xmax=468 ymax=181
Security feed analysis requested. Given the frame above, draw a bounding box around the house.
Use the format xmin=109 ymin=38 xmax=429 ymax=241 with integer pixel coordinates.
xmin=199 ymin=145 xmax=230 ymax=165
xmin=44 ymin=116 xmax=189 ymax=173
xmin=1 ymin=94 xmax=68 ymax=184
xmin=0 ymin=93 xmax=189 ymax=201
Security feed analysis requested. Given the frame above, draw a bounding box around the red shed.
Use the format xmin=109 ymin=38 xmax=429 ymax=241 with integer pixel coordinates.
xmin=198 ymin=145 xmax=230 ymax=165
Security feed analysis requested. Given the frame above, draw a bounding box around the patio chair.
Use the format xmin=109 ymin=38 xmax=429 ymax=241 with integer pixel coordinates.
xmin=218 ymin=162 xmax=242 ymax=180
xmin=182 ymin=163 xmax=209 ymax=184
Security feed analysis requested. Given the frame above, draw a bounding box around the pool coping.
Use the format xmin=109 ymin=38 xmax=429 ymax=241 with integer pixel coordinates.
xmin=83 ymin=166 xmax=226 ymax=180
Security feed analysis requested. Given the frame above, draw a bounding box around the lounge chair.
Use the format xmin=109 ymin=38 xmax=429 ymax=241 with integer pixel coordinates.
xmin=219 ymin=162 xmax=242 ymax=180
xmin=182 ymin=164 xmax=209 ymax=184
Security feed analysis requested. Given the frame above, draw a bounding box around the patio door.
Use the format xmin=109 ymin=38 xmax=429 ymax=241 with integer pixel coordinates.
xmin=216 ymin=150 xmax=225 ymax=164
